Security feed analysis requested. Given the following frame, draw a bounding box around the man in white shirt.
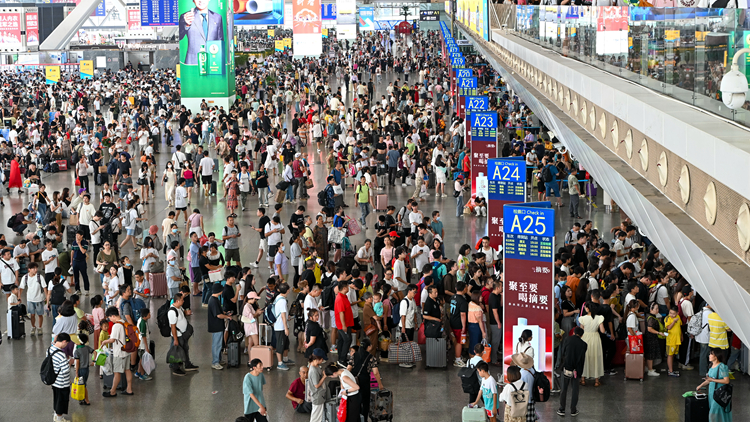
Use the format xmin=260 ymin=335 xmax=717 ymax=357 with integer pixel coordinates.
xmin=172 ymin=145 xmax=188 ymax=171
xmin=398 ymin=284 xmax=418 ymax=368
xmin=238 ymin=162 xmax=253 ymax=211
xmin=0 ymin=249 xmax=20 ymax=299
xmin=303 ymin=285 xmax=322 ymax=322
xmin=264 ymin=216 xmax=285 ymax=259
xmin=20 ymin=262 xmax=46 ymax=335
xmin=41 ymin=239 xmax=59 ymax=281
xmin=76 ymin=194 xmax=97 ymax=240
xmin=168 ymin=293 xmax=197 ymax=375
xmin=174 ymin=178 xmax=189 ymax=222
xmin=198 ymin=151 xmax=215 ymax=197
xmin=392 ymin=247 xmax=409 ymax=295
xmin=410 ymin=238 xmax=430 ymax=276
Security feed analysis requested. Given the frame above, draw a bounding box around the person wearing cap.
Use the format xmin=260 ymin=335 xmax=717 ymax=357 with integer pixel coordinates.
xmin=307 ymin=348 xmax=329 ymax=422
xmin=511 ymin=350 xmax=539 ymax=420
xmin=48 ymin=332 xmax=72 ymax=422
xmin=242 ymin=291 xmax=263 ymax=355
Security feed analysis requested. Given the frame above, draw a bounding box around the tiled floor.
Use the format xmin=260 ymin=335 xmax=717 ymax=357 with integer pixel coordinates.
xmin=1 ymin=49 xmax=747 ymax=421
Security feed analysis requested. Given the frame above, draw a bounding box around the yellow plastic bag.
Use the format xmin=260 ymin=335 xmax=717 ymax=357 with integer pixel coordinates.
xmin=71 ymin=378 xmax=86 ymax=401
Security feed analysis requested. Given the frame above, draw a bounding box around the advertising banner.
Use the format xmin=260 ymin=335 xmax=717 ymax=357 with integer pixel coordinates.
xmin=322 ymin=3 xmax=336 ymax=20
xmin=80 ymin=60 xmax=94 ymax=79
xmin=275 ymin=40 xmax=283 ymax=51
xmin=322 ymin=28 xmax=328 ymax=38
xmin=94 ymin=0 xmax=106 ymax=17
xmin=358 ymin=7 xmax=374 ymax=31
xmin=283 ymin=37 xmax=291 ymax=48
xmin=45 ymin=66 xmax=60 ymax=84
xmin=283 ymin=3 xmax=292 ymax=28
xmin=0 ymin=13 xmax=22 ymax=50
xmin=336 ymin=0 xmax=355 ymax=39
xmin=502 ymin=202 xmax=554 ymax=385
xmin=179 ymin=0 xmax=236 ymax=98
xmin=294 ymin=0 xmax=322 ymax=34
xmin=293 ymin=32 xmax=322 ymax=56
xmin=176 ymin=64 xmax=180 ymax=81
xmin=487 ymin=157 xmax=526 ymax=249
xmin=469 ymin=111 xmax=497 ymax=196
xmin=268 ymin=28 xmax=274 ymax=37
xmin=25 ymin=12 xmax=38 ymax=47
xmin=234 ymin=0 xmax=283 ymax=25
xmin=141 ymin=0 xmax=179 ymax=26
xmin=128 ymin=7 xmax=142 ymax=31
xmin=457 ymin=0 xmax=488 ymax=41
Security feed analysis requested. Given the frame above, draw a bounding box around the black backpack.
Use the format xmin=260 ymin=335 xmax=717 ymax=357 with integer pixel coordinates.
xmin=458 ymin=365 xmax=480 ymax=395
xmin=321 ymin=283 xmax=337 ymax=310
xmin=226 ymin=319 xmax=245 ymax=343
xmin=156 ymin=301 xmax=176 ymax=337
xmin=532 ymin=370 xmax=551 ymax=402
xmin=541 ymin=165 xmax=553 ymax=183
xmin=321 ymin=272 xmax=334 ymax=288
xmin=264 ymin=294 xmax=280 ymax=325
xmin=49 ymin=283 xmax=66 ymax=306
xmin=317 ymin=186 xmax=329 ymax=207
xmin=40 ymin=348 xmax=63 ymax=385
xmin=6 ymin=213 xmax=20 ymax=229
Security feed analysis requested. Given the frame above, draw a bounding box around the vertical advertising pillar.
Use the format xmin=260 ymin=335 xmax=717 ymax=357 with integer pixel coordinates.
xmin=178 ymin=0 xmax=236 ymax=112
xmin=469 ymin=110 xmax=496 ymax=196
xmin=487 ymin=157 xmax=526 ymax=249
xmin=45 ymin=66 xmax=60 ymax=85
xmin=502 ymin=202 xmax=554 ymax=385
xmin=79 ymin=60 xmax=94 ymax=79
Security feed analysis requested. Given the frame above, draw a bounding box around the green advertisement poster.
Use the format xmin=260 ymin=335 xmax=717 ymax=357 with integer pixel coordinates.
xmin=179 ymin=0 xmax=235 ymax=99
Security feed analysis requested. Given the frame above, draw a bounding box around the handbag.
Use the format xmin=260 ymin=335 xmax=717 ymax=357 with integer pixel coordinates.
xmin=92 ymin=348 xmax=108 ymax=366
xmin=364 ymin=323 xmax=378 ymax=336
xmin=480 ymin=340 xmax=492 ymax=363
xmin=328 ymin=227 xmax=345 ymax=245
xmin=167 ymin=344 xmax=187 ymax=364
xmin=337 ymin=395 xmax=347 ymax=422
xmin=714 ymin=382 xmax=733 ymax=410
xmin=627 ymin=334 xmax=643 ymax=354
xmin=208 ymin=269 xmax=223 ymax=283
xmin=141 ymin=351 xmax=155 ymax=375
xmin=387 ymin=336 xmax=423 ymax=364
xmin=96 ymin=264 xmax=106 ymax=274
xmin=71 ymin=378 xmax=86 ymax=401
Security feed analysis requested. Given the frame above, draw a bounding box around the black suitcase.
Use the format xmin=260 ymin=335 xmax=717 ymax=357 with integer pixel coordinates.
xmin=7 ymin=309 xmax=25 ymax=339
xmin=427 ymin=171 xmax=436 ymax=189
xmin=96 ymin=173 xmax=106 ymax=186
xmin=227 ymin=341 xmax=240 ymax=367
xmin=210 ymin=181 xmax=217 ymax=196
xmin=102 ymin=372 xmax=127 ymax=391
xmin=425 ymin=337 xmax=447 ymax=368
xmin=51 ymin=163 xmax=59 ymax=173
xmin=213 ymin=158 xmax=219 ymax=173
xmin=685 ymin=395 xmax=709 ymax=422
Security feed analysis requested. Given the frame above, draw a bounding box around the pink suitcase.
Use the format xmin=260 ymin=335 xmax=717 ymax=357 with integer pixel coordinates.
xmin=624 ymin=353 xmax=644 ymax=381
xmin=250 ymin=346 xmax=275 ymax=370
xmin=376 ymin=194 xmax=388 ymax=211
xmin=149 ymin=272 xmax=168 ymax=298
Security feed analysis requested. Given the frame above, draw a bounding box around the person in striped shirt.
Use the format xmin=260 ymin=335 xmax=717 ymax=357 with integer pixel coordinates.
xmin=49 ymin=333 xmax=72 ymax=422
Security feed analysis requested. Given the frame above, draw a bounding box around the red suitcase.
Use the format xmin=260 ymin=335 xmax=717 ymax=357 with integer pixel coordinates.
xmin=624 ymin=353 xmax=644 ymax=381
xmin=612 ymin=339 xmax=626 ymax=366
xmin=149 ymin=272 xmax=168 ymax=298
xmin=56 ymin=160 xmax=68 ymax=171
xmin=376 ymin=194 xmax=388 ymax=211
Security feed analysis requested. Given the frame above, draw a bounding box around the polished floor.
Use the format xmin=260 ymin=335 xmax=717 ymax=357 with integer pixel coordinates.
xmin=1 ymin=60 xmax=748 ymax=422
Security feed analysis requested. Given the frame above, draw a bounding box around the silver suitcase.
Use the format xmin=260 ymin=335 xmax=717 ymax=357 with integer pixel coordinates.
xmin=323 ymin=399 xmax=338 ymax=422
xmin=259 ymin=323 xmax=273 ymax=346
xmin=425 ymin=337 xmax=447 ymax=368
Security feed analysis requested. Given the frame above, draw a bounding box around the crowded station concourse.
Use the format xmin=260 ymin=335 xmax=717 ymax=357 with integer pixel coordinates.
xmin=0 ymin=28 xmax=743 ymax=422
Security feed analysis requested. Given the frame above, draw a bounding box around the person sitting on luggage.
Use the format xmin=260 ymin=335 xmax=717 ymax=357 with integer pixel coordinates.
xmin=8 ymin=284 xmax=27 ymax=319
xmin=285 ymin=365 xmax=313 ymax=414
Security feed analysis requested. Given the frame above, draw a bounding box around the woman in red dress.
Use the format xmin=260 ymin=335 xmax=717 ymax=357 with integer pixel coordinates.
xmin=8 ymin=156 xmax=22 ymax=193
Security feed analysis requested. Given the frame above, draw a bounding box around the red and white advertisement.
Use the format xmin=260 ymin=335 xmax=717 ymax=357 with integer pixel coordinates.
xmin=25 ymin=12 xmax=38 ymax=47
xmin=292 ymin=0 xmax=321 ymax=34
xmin=127 ymin=7 xmax=141 ymax=31
xmin=0 ymin=13 xmax=22 ymax=50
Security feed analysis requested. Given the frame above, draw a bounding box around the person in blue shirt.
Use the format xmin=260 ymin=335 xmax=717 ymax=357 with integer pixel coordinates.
xmin=323 ymin=176 xmax=337 ymax=219
xmin=543 ymin=162 xmax=563 ymax=207
xmin=330 ymin=162 xmax=343 ymax=186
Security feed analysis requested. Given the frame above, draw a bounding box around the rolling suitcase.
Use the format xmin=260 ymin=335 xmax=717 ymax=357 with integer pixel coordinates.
xmin=67 ymin=225 xmax=78 ymax=246
xmin=323 ymin=399 xmax=338 ymax=422
xmin=427 ymin=172 xmax=436 ymax=189
xmin=685 ymin=395 xmax=709 ymax=422
xmin=210 ymin=181 xmax=217 ymax=196
xmin=334 ymin=194 xmax=344 ymax=209
xmin=96 ymin=173 xmax=106 ymax=186
xmin=376 ymin=194 xmax=388 ymax=211
xmin=148 ymin=272 xmax=168 ymax=297
xmin=7 ymin=309 xmax=25 ymax=339
xmin=102 ymin=372 xmax=127 ymax=391
xmin=624 ymin=352 xmax=644 ymax=381
xmin=274 ymin=189 xmax=286 ymax=204
xmin=249 ymin=346 xmax=274 ymax=371
xmin=425 ymin=337 xmax=447 ymax=368
xmin=369 ymin=389 xmax=394 ymax=421
xmin=461 ymin=406 xmax=486 ymax=421
xmin=213 ymin=158 xmax=219 ymax=173
xmin=227 ymin=341 xmax=240 ymax=368
xmin=612 ymin=339 xmax=626 ymax=366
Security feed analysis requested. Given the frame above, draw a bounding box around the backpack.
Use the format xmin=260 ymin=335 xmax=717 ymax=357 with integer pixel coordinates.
xmin=6 ymin=212 xmax=21 ymax=229
xmin=508 ymin=382 xmax=529 ymax=418
xmin=317 ymin=186 xmax=329 ymax=207
xmin=40 ymin=348 xmax=63 ymax=386
xmin=321 ymin=272 xmax=334 ymax=288
xmin=264 ymin=295 xmax=280 ymax=325
xmin=156 ymin=301 xmax=176 ymax=337
xmin=458 ymin=365 xmax=480 ymax=394
xmin=115 ymin=321 xmax=141 ymax=353
xmin=541 ymin=165 xmax=553 ymax=183
xmin=687 ymin=309 xmax=707 ymax=336
xmin=648 ymin=284 xmax=666 ymax=306
xmin=321 ymin=283 xmax=337 ymax=310
xmin=107 ymin=159 xmax=118 ymax=175
xmin=49 ymin=283 xmax=66 ymax=305
xmin=391 ymin=298 xmax=406 ymax=326
xmin=119 ymin=297 xmax=146 ymax=322
xmin=532 ymin=370 xmax=551 ymax=402
xmin=226 ymin=319 xmax=245 ymax=343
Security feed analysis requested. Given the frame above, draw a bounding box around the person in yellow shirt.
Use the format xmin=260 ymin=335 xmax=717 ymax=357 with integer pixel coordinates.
xmin=708 ymin=310 xmax=730 ymax=349
xmin=665 ymin=306 xmax=683 ymax=377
